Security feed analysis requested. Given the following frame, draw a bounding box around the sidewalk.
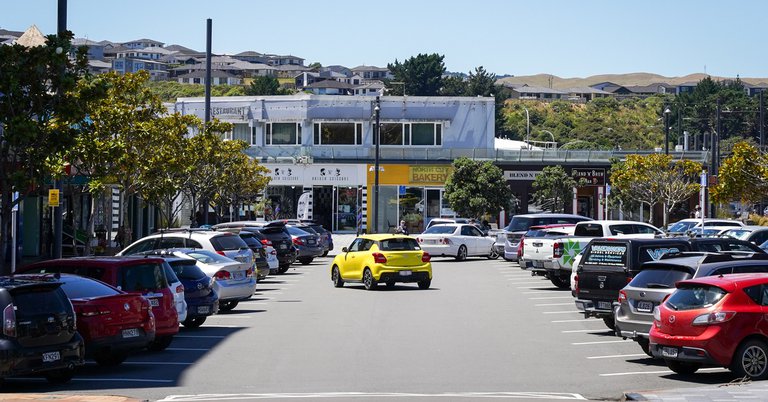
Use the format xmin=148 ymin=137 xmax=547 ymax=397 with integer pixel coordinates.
xmin=624 ymin=378 xmax=768 ymax=400
xmin=0 ymin=395 xmax=145 ymax=402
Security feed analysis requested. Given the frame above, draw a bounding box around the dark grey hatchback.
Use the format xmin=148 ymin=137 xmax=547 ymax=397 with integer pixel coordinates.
xmin=0 ymin=276 xmax=84 ymax=384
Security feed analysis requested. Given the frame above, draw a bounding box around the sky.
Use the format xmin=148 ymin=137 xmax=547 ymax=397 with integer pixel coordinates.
xmin=4 ymin=0 xmax=767 ymax=79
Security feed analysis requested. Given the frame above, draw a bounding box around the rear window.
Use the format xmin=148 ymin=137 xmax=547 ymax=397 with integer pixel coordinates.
xmin=286 ymin=226 xmax=311 ymax=236
xmin=162 ymin=263 xmax=180 ymax=283
xmin=424 ymin=225 xmax=456 ymax=234
xmin=583 ymin=243 xmax=628 ymax=267
xmin=668 ymin=221 xmax=696 ymax=233
xmin=118 ymin=263 xmax=168 ymax=292
xmin=378 ymin=238 xmax=421 ymax=251
xmin=638 ymin=246 xmax=684 ymax=263
xmin=728 ymin=230 xmax=752 ymax=240
xmin=60 ymin=277 xmax=120 ymax=299
xmin=209 ymin=235 xmax=248 ymax=251
xmin=184 ymin=250 xmax=232 ymax=264
xmin=507 ymin=217 xmax=533 ymax=232
xmin=260 ymin=227 xmax=288 ymax=235
xmin=575 ymin=223 xmax=605 ymax=237
xmin=239 ymin=234 xmax=262 ymax=248
xmin=13 ymin=288 xmax=71 ymax=316
xmin=168 ymin=260 xmax=207 ymax=280
xmin=665 ymin=285 xmax=727 ymax=310
xmin=628 ymin=268 xmax=693 ymax=289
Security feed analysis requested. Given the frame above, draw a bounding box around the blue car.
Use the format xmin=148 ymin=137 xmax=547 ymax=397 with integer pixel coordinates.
xmin=165 ymin=257 xmax=219 ymax=328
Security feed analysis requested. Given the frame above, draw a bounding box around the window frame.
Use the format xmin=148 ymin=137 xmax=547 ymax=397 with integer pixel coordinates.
xmin=378 ymin=122 xmax=443 ymax=147
xmin=265 ymin=122 xmax=301 ymax=146
xmin=313 ymin=121 xmax=364 ymax=146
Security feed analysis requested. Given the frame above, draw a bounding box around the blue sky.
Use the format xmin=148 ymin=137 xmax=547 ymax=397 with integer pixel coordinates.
xmin=4 ymin=0 xmax=766 ymax=79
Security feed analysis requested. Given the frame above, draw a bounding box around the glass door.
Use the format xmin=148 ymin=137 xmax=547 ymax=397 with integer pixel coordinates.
xmin=425 ymin=188 xmax=441 ymax=228
xmin=336 ymin=186 xmax=359 ymax=233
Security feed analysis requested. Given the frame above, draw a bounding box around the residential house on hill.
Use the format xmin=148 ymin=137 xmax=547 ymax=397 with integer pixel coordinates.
xmin=232 ymin=51 xmax=268 ymax=64
xmin=72 ymin=38 xmax=104 ymax=60
xmin=122 ymin=38 xmax=164 ymax=49
xmin=176 ymin=70 xmax=241 ymax=85
xmin=507 ymin=84 xmax=566 ymax=101
xmin=303 ymin=80 xmax=354 ymax=95
xmin=351 ymin=65 xmax=392 ymax=80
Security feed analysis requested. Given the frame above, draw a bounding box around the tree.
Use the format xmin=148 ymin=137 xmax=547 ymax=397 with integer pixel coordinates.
xmin=245 ymin=76 xmax=283 ymax=96
xmin=0 ymin=31 xmax=89 ymax=272
xmin=711 ymin=141 xmax=768 ymax=206
xmin=439 ymin=75 xmax=466 ymax=96
xmin=387 ymin=53 xmax=446 ymax=96
xmin=466 ymin=66 xmax=496 ymax=97
xmin=531 ymin=166 xmax=578 ymax=212
xmin=444 ymin=157 xmax=514 ymax=218
xmin=212 ymin=142 xmax=271 ymax=222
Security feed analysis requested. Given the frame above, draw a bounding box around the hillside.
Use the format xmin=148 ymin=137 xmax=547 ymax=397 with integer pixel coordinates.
xmin=496 ymin=73 xmax=768 ymax=89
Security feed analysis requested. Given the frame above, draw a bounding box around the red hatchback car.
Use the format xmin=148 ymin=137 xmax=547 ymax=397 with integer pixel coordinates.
xmin=22 ymin=256 xmax=179 ymax=351
xmin=15 ymin=274 xmax=155 ymax=366
xmin=650 ymin=273 xmax=768 ymax=379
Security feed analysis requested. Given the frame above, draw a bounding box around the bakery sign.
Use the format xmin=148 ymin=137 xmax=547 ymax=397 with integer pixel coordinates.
xmin=572 ymin=168 xmax=606 ymax=186
xmin=409 ymin=166 xmax=453 ymax=184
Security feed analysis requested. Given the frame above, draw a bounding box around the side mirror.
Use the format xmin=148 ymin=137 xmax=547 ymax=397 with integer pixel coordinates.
xmin=341 ymin=247 xmax=348 ymax=253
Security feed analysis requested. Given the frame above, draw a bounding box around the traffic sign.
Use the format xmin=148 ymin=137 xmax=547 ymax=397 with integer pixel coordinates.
xmin=49 ymin=189 xmax=60 ymax=207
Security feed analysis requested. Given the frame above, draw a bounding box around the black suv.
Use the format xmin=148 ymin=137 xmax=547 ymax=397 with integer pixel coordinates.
xmin=214 ymin=221 xmax=297 ymax=274
xmin=0 ymin=276 xmax=84 ymax=384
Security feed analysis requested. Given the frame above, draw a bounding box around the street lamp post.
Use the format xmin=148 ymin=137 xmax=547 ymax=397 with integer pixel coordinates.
xmin=373 ymin=96 xmax=381 ymax=233
xmin=523 ymin=106 xmax=530 ymax=149
xmin=663 ymin=106 xmax=671 ymax=154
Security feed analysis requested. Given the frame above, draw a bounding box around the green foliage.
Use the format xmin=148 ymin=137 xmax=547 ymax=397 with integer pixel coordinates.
xmin=466 ymin=66 xmax=496 ymax=97
xmin=531 ymin=166 xmax=577 ymax=212
xmin=444 ymin=157 xmax=514 ymax=218
xmin=712 ymin=141 xmax=768 ymax=205
xmin=245 ymin=76 xmax=285 ymax=96
xmin=387 ymin=53 xmax=446 ymax=96
xmin=439 ymin=75 xmax=466 ymax=96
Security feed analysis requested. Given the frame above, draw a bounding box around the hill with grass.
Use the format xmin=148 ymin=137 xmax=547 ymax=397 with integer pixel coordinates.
xmin=496 ymin=73 xmax=768 ymax=89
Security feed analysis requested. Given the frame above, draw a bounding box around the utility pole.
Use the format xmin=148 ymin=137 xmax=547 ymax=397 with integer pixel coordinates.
xmin=373 ymin=96 xmax=381 ymax=233
xmin=54 ymin=0 xmax=67 ymax=259
xmin=202 ymin=18 xmax=212 ymax=225
xmin=712 ymin=98 xmax=721 ymax=218
xmin=760 ymin=90 xmax=765 ymax=149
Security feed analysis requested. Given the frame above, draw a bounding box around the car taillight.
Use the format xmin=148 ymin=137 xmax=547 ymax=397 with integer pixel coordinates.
xmin=553 ymin=242 xmax=564 ymax=258
xmin=653 ymin=306 xmax=661 ymax=327
xmin=246 ymin=268 xmax=253 ymax=277
xmin=214 ymin=270 xmax=231 ymax=280
xmin=422 ymin=252 xmax=431 ymax=263
xmin=261 ymin=239 xmax=273 ymax=246
xmin=293 ymin=237 xmax=304 ymax=246
xmin=216 ymin=251 xmax=226 ymax=256
xmin=692 ymin=311 xmax=737 ymax=326
xmin=441 ymin=238 xmax=451 ymax=245
xmin=617 ymin=290 xmax=627 ymax=303
xmin=518 ymin=236 xmax=525 ymax=257
xmin=3 ymin=304 xmax=16 ymax=337
xmin=176 ymin=284 xmax=185 ymax=294
xmin=81 ymin=304 xmax=112 ymax=317
xmin=372 ymin=252 xmax=387 ymax=264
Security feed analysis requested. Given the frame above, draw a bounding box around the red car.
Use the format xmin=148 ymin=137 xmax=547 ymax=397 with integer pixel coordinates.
xmin=650 ymin=273 xmax=768 ymax=379
xmin=22 ymin=256 xmax=179 ymax=351
xmin=15 ymin=274 xmax=155 ymax=366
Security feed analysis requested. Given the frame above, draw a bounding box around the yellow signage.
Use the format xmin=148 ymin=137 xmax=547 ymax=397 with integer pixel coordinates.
xmin=48 ymin=189 xmax=60 ymax=207
xmin=409 ymin=166 xmax=453 ymax=184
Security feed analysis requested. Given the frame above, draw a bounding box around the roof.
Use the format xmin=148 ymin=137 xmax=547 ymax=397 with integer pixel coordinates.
xmin=351 ymin=65 xmax=389 ymax=72
xmin=563 ymin=87 xmax=611 ymax=95
xmin=15 ymin=25 xmax=47 ymax=48
xmin=124 ymin=38 xmax=164 ymax=45
xmin=494 ymin=137 xmax=540 ymax=150
xmin=24 ymin=256 xmax=166 ymax=271
xmin=358 ymin=234 xmax=414 ymax=241
xmin=165 ymin=44 xmax=199 ymax=54
xmin=511 ymin=85 xmax=567 ymax=95
xmin=305 ymin=80 xmax=354 ymax=89
xmin=177 ymin=70 xmax=239 ymax=79
xmin=72 ymin=38 xmax=103 ymax=47
xmin=88 ymin=60 xmax=112 ymax=68
xmin=234 ymin=50 xmax=263 ymax=57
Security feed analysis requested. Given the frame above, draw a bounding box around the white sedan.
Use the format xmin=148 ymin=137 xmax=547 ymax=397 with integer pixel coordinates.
xmin=416 ymin=224 xmax=497 ymax=261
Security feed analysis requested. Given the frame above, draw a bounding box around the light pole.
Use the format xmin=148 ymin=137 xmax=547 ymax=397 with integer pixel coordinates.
xmin=663 ymin=106 xmax=671 ymax=154
xmin=541 ymin=129 xmax=555 ymax=148
xmin=373 ymin=96 xmax=381 ymax=233
xmin=523 ymin=106 xmax=530 ymax=148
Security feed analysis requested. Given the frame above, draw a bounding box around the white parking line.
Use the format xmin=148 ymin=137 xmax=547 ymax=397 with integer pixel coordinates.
xmin=561 ymin=329 xmax=613 ymax=333
xmin=175 ymin=335 xmax=225 ymax=339
xmin=509 ymin=281 xmax=550 ymax=285
xmin=74 ymin=378 xmax=174 ymax=383
xmin=571 ymin=340 xmax=632 ymax=345
xmin=599 ymin=367 xmax=724 ymax=376
xmin=523 ymin=291 xmax=557 ymax=295
xmin=206 ymin=315 xmax=256 ymax=319
xmin=542 ymin=311 xmax=581 ymax=314
xmin=535 ymin=303 xmax=574 ymax=307
xmin=551 ymin=319 xmax=594 ymax=323
xmin=158 ymin=391 xmax=588 ymax=401
xmin=530 ymin=296 xmax=574 ymax=300
xmin=587 ymin=354 xmax=647 ymax=359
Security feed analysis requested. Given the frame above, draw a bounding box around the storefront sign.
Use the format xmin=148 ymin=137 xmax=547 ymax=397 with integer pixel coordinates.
xmin=572 ymin=168 xmax=605 ymax=186
xmin=409 ymin=166 xmax=452 ymax=184
xmin=504 ymin=170 xmax=542 ymax=181
xmin=211 ymin=106 xmax=249 ymax=120
xmin=263 ymin=163 xmax=365 ymax=186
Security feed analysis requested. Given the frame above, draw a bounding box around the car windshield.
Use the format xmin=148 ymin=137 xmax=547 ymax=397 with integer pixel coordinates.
xmin=379 ymin=238 xmax=421 ymax=251
xmin=665 ymin=284 xmax=727 ymax=310
xmin=60 ymin=276 xmax=120 ymax=299
xmin=668 ymin=221 xmax=696 ymax=232
xmin=506 ymin=217 xmax=532 ymax=232
xmin=726 ymin=229 xmax=752 ymax=240
xmin=423 ymin=225 xmax=456 ymax=234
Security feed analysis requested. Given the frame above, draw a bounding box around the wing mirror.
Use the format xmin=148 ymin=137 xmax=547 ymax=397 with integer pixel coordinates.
xmin=341 ymin=247 xmax=348 ymax=253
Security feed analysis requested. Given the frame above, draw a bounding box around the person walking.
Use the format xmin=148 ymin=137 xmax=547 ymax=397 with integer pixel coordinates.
xmin=395 ymin=220 xmax=409 ymax=235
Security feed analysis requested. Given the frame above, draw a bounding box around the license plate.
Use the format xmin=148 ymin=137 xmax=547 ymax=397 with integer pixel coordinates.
xmin=662 ymin=347 xmax=678 ymax=358
xmin=637 ymin=301 xmax=654 ymax=312
xmin=198 ymin=306 xmax=211 ymax=314
xmin=42 ymin=351 xmax=60 ymax=363
xmin=399 ymin=270 xmax=412 ymax=276
xmin=532 ymin=260 xmax=544 ymax=268
xmin=308 ymin=239 xmax=316 ymax=245
xmin=279 ymin=244 xmax=288 ymax=250
xmin=597 ymin=301 xmax=612 ymax=310
xmin=149 ymin=298 xmax=159 ymax=307
xmin=122 ymin=328 xmax=140 ymax=338
xmin=233 ymin=271 xmax=245 ymax=280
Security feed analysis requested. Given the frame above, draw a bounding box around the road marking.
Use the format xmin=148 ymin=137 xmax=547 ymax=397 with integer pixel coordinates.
xmin=207 ymin=315 xmax=256 ymax=319
xmin=167 ymin=347 xmax=210 ymax=351
xmin=600 ymin=367 xmax=724 ymax=376
xmin=158 ymin=391 xmax=588 ymax=401
xmin=551 ymin=319 xmax=595 ymax=323
xmin=561 ymin=329 xmax=613 ymax=333
xmin=572 ymin=340 xmax=632 ymax=345
xmin=523 ymin=291 xmax=557 ymax=294
xmin=74 ymin=378 xmax=174 ymax=383
xmin=509 ymin=281 xmax=549 ymax=284
xmin=587 ymin=354 xmax=647 ymax=359
xmin=535 ymin=303 xmax=574 ymax=307
xmin=530 ymin=296 xmax=574 ymax=300
xmin=542 ymin=310 xmax=581 ymax=314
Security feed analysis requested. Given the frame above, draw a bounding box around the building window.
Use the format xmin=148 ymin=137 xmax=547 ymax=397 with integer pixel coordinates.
xmin=379 ymin=123 xmax=442 ymax=146
xmin=266 ymin=122 xmax=301 ymax=145
xmin=313 ymin=122 xmax=363 ymax=145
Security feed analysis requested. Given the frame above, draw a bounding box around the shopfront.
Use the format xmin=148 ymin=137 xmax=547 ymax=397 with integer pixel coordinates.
xmin=365 ymin=164 xmax=454 ymax=234
xmin=261 ymin=163 xmax=366 ymax=233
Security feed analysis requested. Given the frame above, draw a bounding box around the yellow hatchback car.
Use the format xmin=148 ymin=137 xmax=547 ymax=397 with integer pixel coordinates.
xmin=331 ymin=234 xmax=432 ymax=290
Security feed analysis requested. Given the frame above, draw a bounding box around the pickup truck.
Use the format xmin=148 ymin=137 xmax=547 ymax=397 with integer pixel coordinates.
xmin=518 ymin=225 xmax=575 ymax=270
xmin=525 ymin=220 xmax=664 ymax=289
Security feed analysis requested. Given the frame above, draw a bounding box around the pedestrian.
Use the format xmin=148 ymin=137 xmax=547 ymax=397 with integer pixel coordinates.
xmin=395 ymin=220 xmax=409 ymax=236
xmin=694 ymin=205 xmax=701 ymax=219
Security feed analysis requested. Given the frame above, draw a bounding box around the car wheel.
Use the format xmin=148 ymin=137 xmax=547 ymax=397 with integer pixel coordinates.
xmin=299 ymin=257 xmax=313 ymax=265
xmin=278 ymin=264 xmax=290 ymax=274
xmin=182 ymin=316 xmax=207 ymax=328
xmin=602 ymin=316 xmax=615 ymax=330
xmin=667 ymin=360 xmax=700 ymax=375
xmin=94 ymin=351 xmax=127 ymax=367
xmin=549 ymin=275 xmax=570 ymax=289
xmin=332 ymin=266 xmax=344 ymax=288
xmin=363 ymin=268 xmax=377 ymax=290
xmin=147 ymin=335 xmax=174 ymax=352
xmin=455 ymin=245 xmax=467 ymax=261
xmin=488 ymin=246 xmax=499 ymax=260
xmin=637 ymin=338 xmax=653 ymax=357
xmin=45 ymin=367 xmax=75 ymax=384
xmin=219 ymin=300 xmax=239 ymax=311
xmin=418 ymin=279 xmax=431 ymax=289
xmin=731 ymin=339 xmax=768 ymax=380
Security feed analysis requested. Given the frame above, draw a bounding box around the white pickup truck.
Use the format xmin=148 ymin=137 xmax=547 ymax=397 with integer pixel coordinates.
xmin=523 ymin=220 xmax=665 ymax=288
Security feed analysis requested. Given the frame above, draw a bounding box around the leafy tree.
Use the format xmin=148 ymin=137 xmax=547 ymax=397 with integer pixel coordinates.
xmin=711 ymin=141 xmax=768 ymax=206
xmin=245 ymin=75 xmax=283 ymax=96
xmin=307 ymin=62 xmax=322 ymax=70
xmin=466 ymin=66 xmax=496 ymax=97
xmin=387 ymin=53 xmax=445 ymax=96
xmin=531 ymin=166 xmax=578 ymax=212
xmin=444 ymin=157 xmax=514 ymax=218
xmin=440 ymin=75 xmax=466 ymax=96
xmin=0 ymin=31 xmax=88 ymax=272
xmin=213 ymin=142 xmax=271 ymax=221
